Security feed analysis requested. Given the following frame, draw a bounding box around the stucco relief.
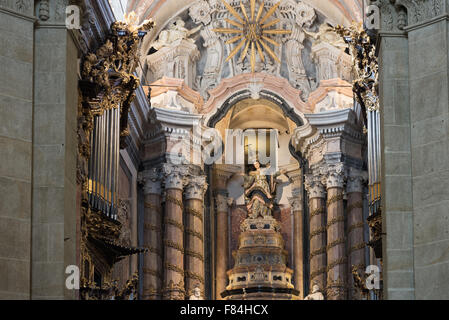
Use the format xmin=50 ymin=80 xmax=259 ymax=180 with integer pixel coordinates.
xmin=372 ymin=0 xmax=445 ymax=31
xmin=144 ymin=0 xmax=353 ymax=103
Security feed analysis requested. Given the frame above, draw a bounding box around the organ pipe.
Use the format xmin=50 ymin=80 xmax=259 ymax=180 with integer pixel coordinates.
xmin=88 ymin=107 xmax=121 ymax=219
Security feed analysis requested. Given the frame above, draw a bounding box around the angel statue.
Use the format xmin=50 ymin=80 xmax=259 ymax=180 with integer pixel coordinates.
xmin=243 ymin=160 xmax=288 ymax=219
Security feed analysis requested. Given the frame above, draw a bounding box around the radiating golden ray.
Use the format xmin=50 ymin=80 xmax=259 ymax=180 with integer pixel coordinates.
xmin=215 ymin=0 xmax=288 ymax=73
xmin=226 ymin=34 xmax=244 ymax=44
xmin=258 ymin=39 xmax=280 ymax=63
xmin=256 ymin=1 xmax=265 ymax=21
xmin=221 ymin=0 xmax=244 ymax=24
xmin=226 ymin=38 xmax=247 ymax=62
xmin=262 ymin=18 xmax=280 ymax=29
xmin=225 ymin=18 xmax=243 ymax=29
xmin=212 ymin=28 xmax=243 ymax=34
xmin=241 ymin=39 xmax=251 ymax=62
xmin=255 ymin=40 xmax=265 ymax=63
xmin=262 ymin=29 xmax=292 ymax=35
xmin=261 ymin=35 xmax=280 ymax=46
xmin=250 ymin=41 xmax=256 ymax=73
xmin=250 ymin=0 xmax=256 ymax=20
xmin=259 ymin=1 xmax=281 ymax=25
xmin=240 ymin=2 xmax=249 ymax=22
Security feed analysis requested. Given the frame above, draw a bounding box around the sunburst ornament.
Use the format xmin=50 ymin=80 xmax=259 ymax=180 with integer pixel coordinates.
xmin=213 ymin=0 xmax=291 ymax=73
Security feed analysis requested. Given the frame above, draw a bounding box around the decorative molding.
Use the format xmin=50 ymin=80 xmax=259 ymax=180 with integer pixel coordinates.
xmin=163 ymin=164 xmax=189 ymax=190
xmin=304 ymin=173 xmax=326 ymax=199
xmin=184 ymin=175 xmax=208 ymax=200
xmin=324 ymin=163 xmax=346 ymax=189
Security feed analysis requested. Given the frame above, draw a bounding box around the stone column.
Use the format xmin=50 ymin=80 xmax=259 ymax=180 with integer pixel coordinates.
xmin=324 ymin=164 xmax=346 ymax=300
xmin=304 ymin=172 xmax=327 ymax=293
xmin=140 ymin=168 xmax=163 ymax=300
xmin=184 ymin=175 xmax=208 ymax=298
xmin=347 ymin=168 xmax=366 ymax=299
xmin=215 ymin=191 xmax=229 ymax=300
xmin=288 ymin=192 xmax=304 ymax=298
xmin=162 ymin=164 xmax=188 ymax=300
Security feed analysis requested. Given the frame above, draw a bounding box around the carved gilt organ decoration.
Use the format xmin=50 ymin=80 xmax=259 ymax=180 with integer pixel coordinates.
xmin=77 ymin=13 xmax=155 ymax=300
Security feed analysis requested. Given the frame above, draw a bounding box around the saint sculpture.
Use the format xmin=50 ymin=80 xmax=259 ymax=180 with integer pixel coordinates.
xmin=243 ymin=160 xmax=288 ymax=219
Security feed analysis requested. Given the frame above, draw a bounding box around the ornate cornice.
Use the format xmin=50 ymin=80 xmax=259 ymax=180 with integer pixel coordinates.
xmin=292 ymin=108 xmax=364 ymax=167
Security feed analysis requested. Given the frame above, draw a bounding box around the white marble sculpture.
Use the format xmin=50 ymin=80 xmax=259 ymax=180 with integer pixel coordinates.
xmin=152 ymin=18 xmax=201 ymax=50
xmin=304 ymin=284 xmax=325 ymax=300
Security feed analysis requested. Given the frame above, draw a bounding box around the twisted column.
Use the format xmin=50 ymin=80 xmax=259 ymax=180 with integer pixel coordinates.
xmin=324 ymin=164 xmax=346 ymax=300
xmin=304 ymin=172 xmax=327 ymax=293
xmin=139 ymin=168 xmax=163 ymax=300
xmin=347 ymin=168 xmax=367 ymax=299
xmin=184 ymin=175 xmax=208 ymax=298
xmin=215 ymin=191 xmax=229 ymax=300
xmin=162 ymin=164 xmax=188 ymax=300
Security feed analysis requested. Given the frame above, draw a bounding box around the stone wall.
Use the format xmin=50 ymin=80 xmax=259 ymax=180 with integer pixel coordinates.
xmin=0 ymin=4 xmax=35 ymax=300
xmin=379 ymin=0 xmax=449 ymax=299
xmin=31 ymin=0 xmax=79 ymax=297
xmin=0 ymin=0 xmax=84 ymax=300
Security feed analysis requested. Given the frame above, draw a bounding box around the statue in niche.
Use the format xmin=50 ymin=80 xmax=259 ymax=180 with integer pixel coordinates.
xmin=304 ymin=284 xmax=325 ymax=300
xmin=243 ymin=160 xmax=288 ymax=219
xmin=151 ymin=18 xmax=202 ymax=50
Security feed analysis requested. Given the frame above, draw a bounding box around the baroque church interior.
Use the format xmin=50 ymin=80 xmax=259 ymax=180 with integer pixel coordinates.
xmin=1 ymin=0 xmax=449 ymax=301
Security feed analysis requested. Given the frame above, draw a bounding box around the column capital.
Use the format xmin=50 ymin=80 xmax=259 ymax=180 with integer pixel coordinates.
xmin=346 ymin=168 xmax=367 ymax=194
xmin=323 ymin=163 xmax=346 ymax=189
xmin=139 ymin=168 xmax=163 ymax=195
xmin=163 ymin=164 xmax=189 ymax=190
xmin=185 ymin=175 xmax=208 ymax=200
xmin=304 ymin=173 xmax=326 ymax=199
